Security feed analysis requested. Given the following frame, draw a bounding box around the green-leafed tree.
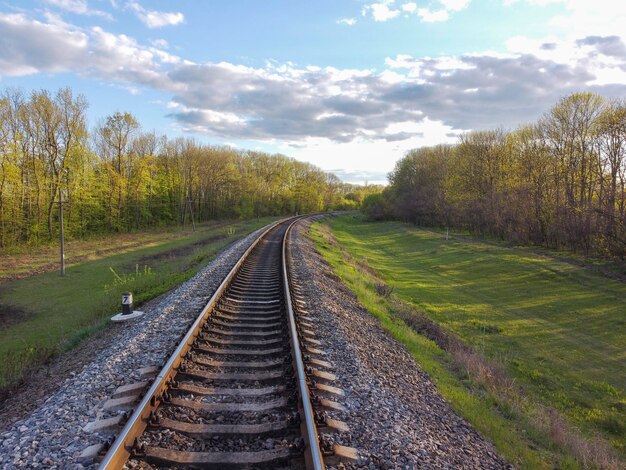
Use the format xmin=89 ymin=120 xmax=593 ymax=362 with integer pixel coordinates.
xmin=0 ymin=86 xmax=382 ymax=250
xmin=374 ymin=92 xmax=625 ymax=260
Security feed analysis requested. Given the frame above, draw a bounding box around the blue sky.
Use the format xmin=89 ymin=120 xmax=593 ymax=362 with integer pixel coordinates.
xmin=2 ymin=1 xmax=626 ymax=184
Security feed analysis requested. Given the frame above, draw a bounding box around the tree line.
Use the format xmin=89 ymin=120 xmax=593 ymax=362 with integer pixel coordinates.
xmin=363 ymin=92 xmax=626 ymax=259
xmin=0 ymin=87 xmax=376 ymax=248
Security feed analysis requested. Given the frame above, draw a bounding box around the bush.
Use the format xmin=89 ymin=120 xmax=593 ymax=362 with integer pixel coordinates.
xmin=361 ymin=193 xmax=390 ymax=221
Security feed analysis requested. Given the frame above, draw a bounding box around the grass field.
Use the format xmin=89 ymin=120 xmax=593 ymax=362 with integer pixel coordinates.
xmin=0 ymin=217 xmax=276 ymax=392
xmin=313 ymin=214 xmax=625 ymax=468
xmin=0 ymin=221 xmax=232 ymax=280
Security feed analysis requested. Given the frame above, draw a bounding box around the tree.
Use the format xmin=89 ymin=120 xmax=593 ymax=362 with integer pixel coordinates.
xmin=595 ymin=100 xmax=626 ymax=257
xmin=447 ymin=130 xmax=509 ymax=234
xmin=374 ymin=92 xmax=625 ymax=260
xmin=540 ymin=92 xmax=604 ymax=252
xmin=94 ymin=111 xmax=139 ymax=230
xmin=0 ymin=86 xmax=382 ymax=249
xmin=388 ymin=145 xmax=451 ymax=226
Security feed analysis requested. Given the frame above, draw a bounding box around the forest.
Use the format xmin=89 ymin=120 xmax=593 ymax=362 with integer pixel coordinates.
xmin=363 ymin=92 xmax=626 ymax=259
xmin=0 ymin=87 xmax=376 ymax=249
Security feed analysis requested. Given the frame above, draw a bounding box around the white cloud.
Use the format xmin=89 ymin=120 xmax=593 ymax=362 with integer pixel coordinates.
xmin=549 ymin=0 xmax=626 ymax=40
xmin=504 ymin=0 xmax=626 ymax=40
xmin=337 ymin=17 xmax=357 ymax=26
xmin=287 ymin=119 xmax=461 ymax=182
xmin=44 ymin=0 xmax=111 ymax=19
xmin=126 ymin=1 xmax=184 ymax=28
xmin=498 ymin=0 xmax=626 ymax=99
xmin=589 ymin=67 xmax=626 ymax=86
xmin=417 ymin=8 xmax=449 ymax=22
xmin=0 ymin=12 xmax=180 ymax=87
xmin=503 ymin=0 xmax=563 ymax=5
xmin=440 ymin=0 xmax=471 ymax=11
xmin=150 ymin=38 xmax=169 ymax=49
xmin=45 ymin=0 xmax=87 ymax=12
xmin=364 ymin=0 xmax=401 ymax=22
xmin=0 ymin=12 xmax=88 ymax=75
xmin=362 ymin=0 xmax=470 ymax=23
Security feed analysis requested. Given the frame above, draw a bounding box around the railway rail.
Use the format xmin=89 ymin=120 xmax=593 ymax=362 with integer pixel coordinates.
xmin=97 ymin=216 xmax=355 ymax=469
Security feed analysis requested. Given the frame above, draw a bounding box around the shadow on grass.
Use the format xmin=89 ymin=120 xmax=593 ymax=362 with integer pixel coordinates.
xmin=314 ymin=220 xmax=622 ymax=469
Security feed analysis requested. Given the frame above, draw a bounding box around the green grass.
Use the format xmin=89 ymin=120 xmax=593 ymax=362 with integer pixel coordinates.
xmin=0 ymin=217 xmax=276 ymax=391
xmin=0 ymin=220 xmax=236 ymax=279
xmin=312 ymin=214 xmax=626 ymax=468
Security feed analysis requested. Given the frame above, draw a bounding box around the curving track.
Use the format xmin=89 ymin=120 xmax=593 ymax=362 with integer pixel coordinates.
xmin=99 ymin=218 xmax=326 ymax=469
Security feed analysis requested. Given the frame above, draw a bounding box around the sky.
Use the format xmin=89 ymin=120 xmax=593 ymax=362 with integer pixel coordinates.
xmin=1 ymin=1 xmax=626 ymax=184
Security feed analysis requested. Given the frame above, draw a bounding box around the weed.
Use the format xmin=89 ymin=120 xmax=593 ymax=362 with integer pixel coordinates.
xmin=532 ymin=407 xmax=620 ymax=469
xmin=0 ymin=345 xmax=56 ymax=395
xmin=375 ymin=282 xmax=394 ymax=297
xmin=357 ymin=257 xmax=379 ymax=277
xmin=104 ymin=264 xmax=153 ymax=290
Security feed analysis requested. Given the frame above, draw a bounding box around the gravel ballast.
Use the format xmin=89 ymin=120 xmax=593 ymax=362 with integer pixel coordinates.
xmin=290 ymin=218 xmax=510 ymax=469
xmin=0 ymin=225 xmax=272 ymax=469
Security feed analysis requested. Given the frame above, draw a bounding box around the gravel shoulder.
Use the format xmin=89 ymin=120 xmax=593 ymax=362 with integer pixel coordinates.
xmin=290 ymin=218 xmax=510 ymax=469
xmin=0 ymin=225 xmax=271 ymax=469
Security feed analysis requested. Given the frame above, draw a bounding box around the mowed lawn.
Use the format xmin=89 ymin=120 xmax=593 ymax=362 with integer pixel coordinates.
xmin=0 ymin=217 xmax=276 ymax=390
xmin=326 ymin=215 xmax=626 ymax=453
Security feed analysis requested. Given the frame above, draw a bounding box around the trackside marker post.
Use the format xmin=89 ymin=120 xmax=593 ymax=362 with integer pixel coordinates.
xmin=122 ymin=292 xmax=132 ymax=315
xmin=111 ymin=291 xmax=144 ymax=322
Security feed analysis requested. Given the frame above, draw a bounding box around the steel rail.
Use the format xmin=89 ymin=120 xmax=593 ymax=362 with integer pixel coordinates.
xmin=98 ymin=219 xmax=284 ymax=469
xmin=98 ymin=216 xmax=325 ymax=469
xmin=282 ymin=218 xmax=325 ymax=470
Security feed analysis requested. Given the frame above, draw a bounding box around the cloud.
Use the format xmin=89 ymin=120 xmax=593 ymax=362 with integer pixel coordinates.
xmin=0 ymin=12 xmax=88 ymax=75
xmin=417 ymin=8 xmax=449 ymax=22
xmin=576 ymin=36 xmax=626 ymax=58
xmin=44 ymin=0 xmax=111 ymax=19
xmin=365 ymin=1 xmax=401 ymax=22
xmin=382 ymin=40 xmax=626 ymax=129
xmin=150 ymin=38 xmax=169 ymax=49
xmin=337 ymin=17 xmax=357 ymax=26
xmin=163 ymin=61 xmax=430 ymax=143
xmin=126 ymin=1 xmax=184 ymax=28
xmin=0 ymin=12 xmax=180 ymax=83
xmin=2 ymin=10 xmax=626 ymax=156
xmin=440 ymin=0 xmax=470 ymax=11
xmin=326 ymin=168 xmax=390 ymax=185
xmin=503 ymin=0 xmax=562 ymax=5
xmin=164 ymin=36 xmax=626 ymax=140
xmin=284 ymin=122 xmax=460 ymax=181
xmin=362 ymin=0 xmax=470 ymax=22
xmin=505 ymin=0 xmax=626 ymax=40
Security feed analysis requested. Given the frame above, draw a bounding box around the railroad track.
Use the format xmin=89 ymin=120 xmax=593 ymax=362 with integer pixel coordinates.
xmin=97 ymin=217 xmax=355 ymax=469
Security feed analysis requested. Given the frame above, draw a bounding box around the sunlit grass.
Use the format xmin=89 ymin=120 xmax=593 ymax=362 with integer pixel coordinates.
xmin=310 ymin=220 xmax=552 ymax=469
xmin=0 ymin=220 xmax=240 ymax=279
xmin=319 ymin=214 xmax=625 ymax=463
